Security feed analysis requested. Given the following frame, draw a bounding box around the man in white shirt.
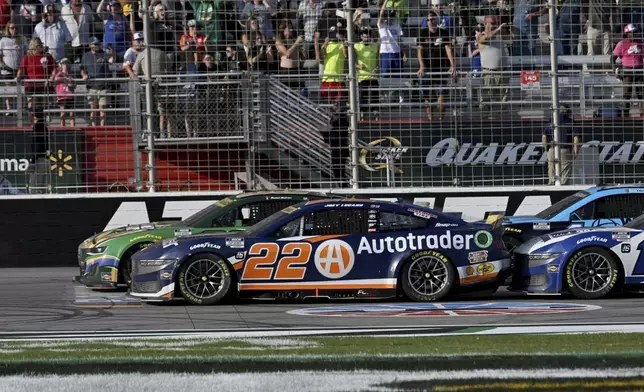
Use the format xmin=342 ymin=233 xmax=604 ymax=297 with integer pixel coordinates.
xmin=123 ymin=32 xmax=144 ymax=79
xmin=33 ymin=4 xmax=72 ymax=61
xmin=60 ymin=0 xmax=95 ymax=63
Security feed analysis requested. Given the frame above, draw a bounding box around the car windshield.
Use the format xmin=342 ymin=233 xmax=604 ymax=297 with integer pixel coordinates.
xmin=181 ymin=197 xmax=235 ymax=226
xmin=244 ymin=203 xmax=306 ymax=237
xmin=535 ymin=191 xmax=590 ymax=220
xmin=625 ymin=214 xmax=644 ymax=229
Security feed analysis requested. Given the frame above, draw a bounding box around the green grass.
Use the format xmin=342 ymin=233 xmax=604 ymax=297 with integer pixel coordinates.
xmin=2 ymin=334 xmax=644 ymax=374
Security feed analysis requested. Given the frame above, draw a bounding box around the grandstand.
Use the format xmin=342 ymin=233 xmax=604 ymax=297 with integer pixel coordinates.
xmin=0 ymin=0 xmax=641 ymax=193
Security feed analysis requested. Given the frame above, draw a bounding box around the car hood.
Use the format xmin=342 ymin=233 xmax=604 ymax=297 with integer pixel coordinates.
xmin=86 ymin=221 xmax=184 ymax=247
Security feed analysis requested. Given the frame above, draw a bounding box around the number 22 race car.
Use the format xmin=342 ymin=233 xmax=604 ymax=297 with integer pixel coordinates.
xmin=129 ymin=199 xmax=511 ymax=305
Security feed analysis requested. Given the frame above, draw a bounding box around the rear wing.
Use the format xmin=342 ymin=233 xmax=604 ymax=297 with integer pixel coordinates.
xmin=486 ymin=214 xmax=506 ymax=232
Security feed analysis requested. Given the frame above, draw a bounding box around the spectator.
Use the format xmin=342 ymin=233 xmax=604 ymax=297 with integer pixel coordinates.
xmin=296 ymin=0 xmax=323 ymax=57
xmin=16 ymin=38 xmax=55 ymax=114
xmin=150 ymin=3 xmax=179 ymax=55
xmin=80 ymin=37 xmax=111 ymax=126
xmin=319 ymin=24 xmax=347 ymax=106
xmin=542 ymin=105 xmax=579 ymax=185
xmin=60 ymin=0 xmax=95 ymax=63
xmin=621 ymin=0 xmax=644 ymax=35
xmin=315 ymin=2 xmax=343 ymax=64
xmin=0 ymin=23 xmax=27 ymax=116
xmin=198 ymin=53 xmax=221 ymax=75
xmin=51 ymin=57 xmax=75 ymax=126
xmin=556 ymin=0 xmax=582 ymax=56
xmin=0 ymin=0 xmax=10 ymax=31
xmin=612 ymin=24 xmax=644 ymax=118
xmin=511 ymin=0 xmax=547 ymax=57
xmin=133 ymin=45 xmax=172 ymax=136
xmin=180 ymin=19 xmax=208 ymax=66
xmin=192 ymin=0 xmax=223 ymax=44
xmin=378 ymin=2 xmax=403 ymax=102
xmin=15 ymin=3 xmax=41 ymax=38
xmin=33 ymin=4 xmax=72 ymax=61
xmin=241 ymin=17 xmax=260 ymax=47
xmin=241 ymin=0 xmax=274 ymax=40
xmin=223 ymin=43 xmax=247 ymax=73
xmin=471 ymin=27 xmax=481 ymax=76
xmin=422 ymin=0 xmax=452 ymax=33
xmin=416 ymin=10 xmax=454 ymax=120
xmin=582 ymin=0 xmax=615 ymax=56
xmin=98 ymin=0 xmax=131 ymax=59
xmin=245 ymin=31 xmax=275 ymax=72
xmin=355 ymin=26 xmax=379 ymax=120
xmin=275 ymin=20 xmax=306 ymax=90
xmin=477 ymin=16 xmax=512 ymax=115
xmin=123 ymin=31 xmax=144 ymax=79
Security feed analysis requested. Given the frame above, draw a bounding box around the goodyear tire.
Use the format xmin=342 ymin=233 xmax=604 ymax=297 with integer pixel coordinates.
xmin=178 ymin=253 xmax=232 ymax=306
xmin=401 ymin=250 xmax=455 ymax=302
xmin=119 ymin=242 xmax=152 ymax=286
xmin=564 ymin=247 xmax=619 ymax=300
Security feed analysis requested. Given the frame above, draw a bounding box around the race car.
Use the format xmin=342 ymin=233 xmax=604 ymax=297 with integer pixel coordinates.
xmin=76 ymin=191 xmax=340 ymax=289
xmin=511 ymin=213 xmax=644 ymax=299
xmin=491 ymin=185 xmax=644 ymax=253
xmin=129 ymin=199 xmax=511 ymax=305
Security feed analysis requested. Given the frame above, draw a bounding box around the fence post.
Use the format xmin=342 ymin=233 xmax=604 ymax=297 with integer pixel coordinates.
xmin=129 ymin=80 xmax=144 ymax=191
xmin=345 ymin=0 xmax=360 ymax=189
xmin=548 ymin=0 xmax=562 ymax=186
xmin=142 ymin=0 xmax=156 ymax=192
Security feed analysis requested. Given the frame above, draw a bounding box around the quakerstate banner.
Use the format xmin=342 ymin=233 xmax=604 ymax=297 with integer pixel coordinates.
xmin=0 ymin=130 xmax=83 ymax=193
xmin=357 ymin=119 xmax=644 ymax=187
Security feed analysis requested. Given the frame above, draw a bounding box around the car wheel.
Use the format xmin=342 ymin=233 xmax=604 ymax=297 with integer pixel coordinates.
xmin=564 ymin=247 xmax=619 ymax=299
xmin=177 ymin=254 xmax=232 ymax=306
xmin=119 ymin=242 xmax=152 ymax=286
xmin=400 ymin=250 xmax=455 ymax=302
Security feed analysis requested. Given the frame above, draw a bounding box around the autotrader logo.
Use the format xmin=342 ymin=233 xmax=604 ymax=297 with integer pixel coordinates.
xmin=314 ymin=239 xmax=355 ymax=279
xmin=49 ymin=149 xmax=73 ymax=177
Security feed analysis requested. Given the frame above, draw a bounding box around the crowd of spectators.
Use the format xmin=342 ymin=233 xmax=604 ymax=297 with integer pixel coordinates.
xmin=0 ymin=0 xmax=641 ymax=129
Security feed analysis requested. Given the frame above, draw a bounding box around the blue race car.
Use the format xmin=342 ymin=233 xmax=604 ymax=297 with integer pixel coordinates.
xmin=129 ymin=199 xmax=511 ymax=305
xmin=511 ymin=213 xmax=644 ymax=299
xmin=492 ymin=185 xmax=644 ymax=253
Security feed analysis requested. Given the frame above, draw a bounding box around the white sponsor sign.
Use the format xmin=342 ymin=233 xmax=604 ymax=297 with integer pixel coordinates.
xmin=0 ymin=158 xmax=29 ymax=172
xmin=357 ymin=231 xmax=476 ymax=254
xmin=189 ymin=242 xmax=222 ymax=251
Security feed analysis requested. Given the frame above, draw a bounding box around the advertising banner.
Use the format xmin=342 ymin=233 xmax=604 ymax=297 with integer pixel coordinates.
xmin=357 ymin=119 xmax=644 ymax=188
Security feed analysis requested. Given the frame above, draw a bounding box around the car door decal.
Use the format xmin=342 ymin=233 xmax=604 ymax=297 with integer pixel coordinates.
xmin=241 ymin=242 xmax=312 ymax=280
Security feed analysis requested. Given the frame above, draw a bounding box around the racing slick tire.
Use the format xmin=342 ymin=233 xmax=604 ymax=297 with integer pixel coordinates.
xmin=119 ymin=242 xmax=152 ymax=286
xmin=177 ymin=253 xmax=232 ymax=305
xmin=400 ymin=250 xmax=455 ymax=302
xmin=564 ymin=247 xmax=619 ymax=300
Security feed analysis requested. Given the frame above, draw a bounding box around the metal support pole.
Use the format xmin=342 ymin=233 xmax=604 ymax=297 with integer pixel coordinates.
xmin=548 ymin=0 xmax=562 ymax=186
xmin=345 ymin=0 xmax=360 ymax=189
xmin=142 ymin=0 xmax=156 ymax=192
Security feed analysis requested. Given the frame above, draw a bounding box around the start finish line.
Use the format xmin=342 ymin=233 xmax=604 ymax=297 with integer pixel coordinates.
xmin=287 ymin=302 xmax=602 ymax=317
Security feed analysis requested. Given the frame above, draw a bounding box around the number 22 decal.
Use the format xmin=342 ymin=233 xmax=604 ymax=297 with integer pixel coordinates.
xmin=241 ymin=242 xmax=313 ymax=280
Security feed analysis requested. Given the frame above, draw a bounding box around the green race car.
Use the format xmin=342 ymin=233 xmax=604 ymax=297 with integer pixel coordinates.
xmin=76 ymin=191 xmax=338 ymax=289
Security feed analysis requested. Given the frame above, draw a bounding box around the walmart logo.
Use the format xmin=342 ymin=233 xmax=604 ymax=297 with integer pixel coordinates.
xmin=49 ymin=150 xmax=73 ymax=177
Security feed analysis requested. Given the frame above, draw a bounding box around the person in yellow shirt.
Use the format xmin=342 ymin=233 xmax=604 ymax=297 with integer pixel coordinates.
xmin=320 ymin=24 xmax=347 ymax=106
xmin=354 ymin=26 xmax=379 ymax=120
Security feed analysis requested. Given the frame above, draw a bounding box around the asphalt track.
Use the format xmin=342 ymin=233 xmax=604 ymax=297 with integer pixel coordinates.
xmin=3 ymin=267 xmax=644 ymax=332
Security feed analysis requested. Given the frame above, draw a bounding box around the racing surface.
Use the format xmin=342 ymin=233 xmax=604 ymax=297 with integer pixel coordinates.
xmin=3 ymin=267 xmax=644 ymax=332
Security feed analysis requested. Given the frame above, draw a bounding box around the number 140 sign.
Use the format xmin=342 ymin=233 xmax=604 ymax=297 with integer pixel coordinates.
xmin=521 ymin=71 xmax=541 ymax=91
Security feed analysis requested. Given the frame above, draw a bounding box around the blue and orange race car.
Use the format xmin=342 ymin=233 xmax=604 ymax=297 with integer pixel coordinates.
xmin=129 ymin=199 xmax=511 ymax=305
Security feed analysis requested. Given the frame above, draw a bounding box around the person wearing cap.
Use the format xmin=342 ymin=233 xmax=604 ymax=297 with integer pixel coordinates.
xmin=354 ymin=26 xmax=379 ymax=120
xmin=51 ymin=57 xmax=76 ymax=127
xmin=61 ymin=0 xmax=96 ymax=63
xmin=612 ymin=24 xmax=644 ymax=117
xmin=33 ymin=4 xmax=72 ymax=61
xmin=98 ymin=0 xmax=131 ymax=59
xmin=180 ymin=19 xmax=209 ymax=66
xmin=81 ymin=37 xmax=110 ymax=126
xmin=123 ymin=32 xmax=144 ymax=79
